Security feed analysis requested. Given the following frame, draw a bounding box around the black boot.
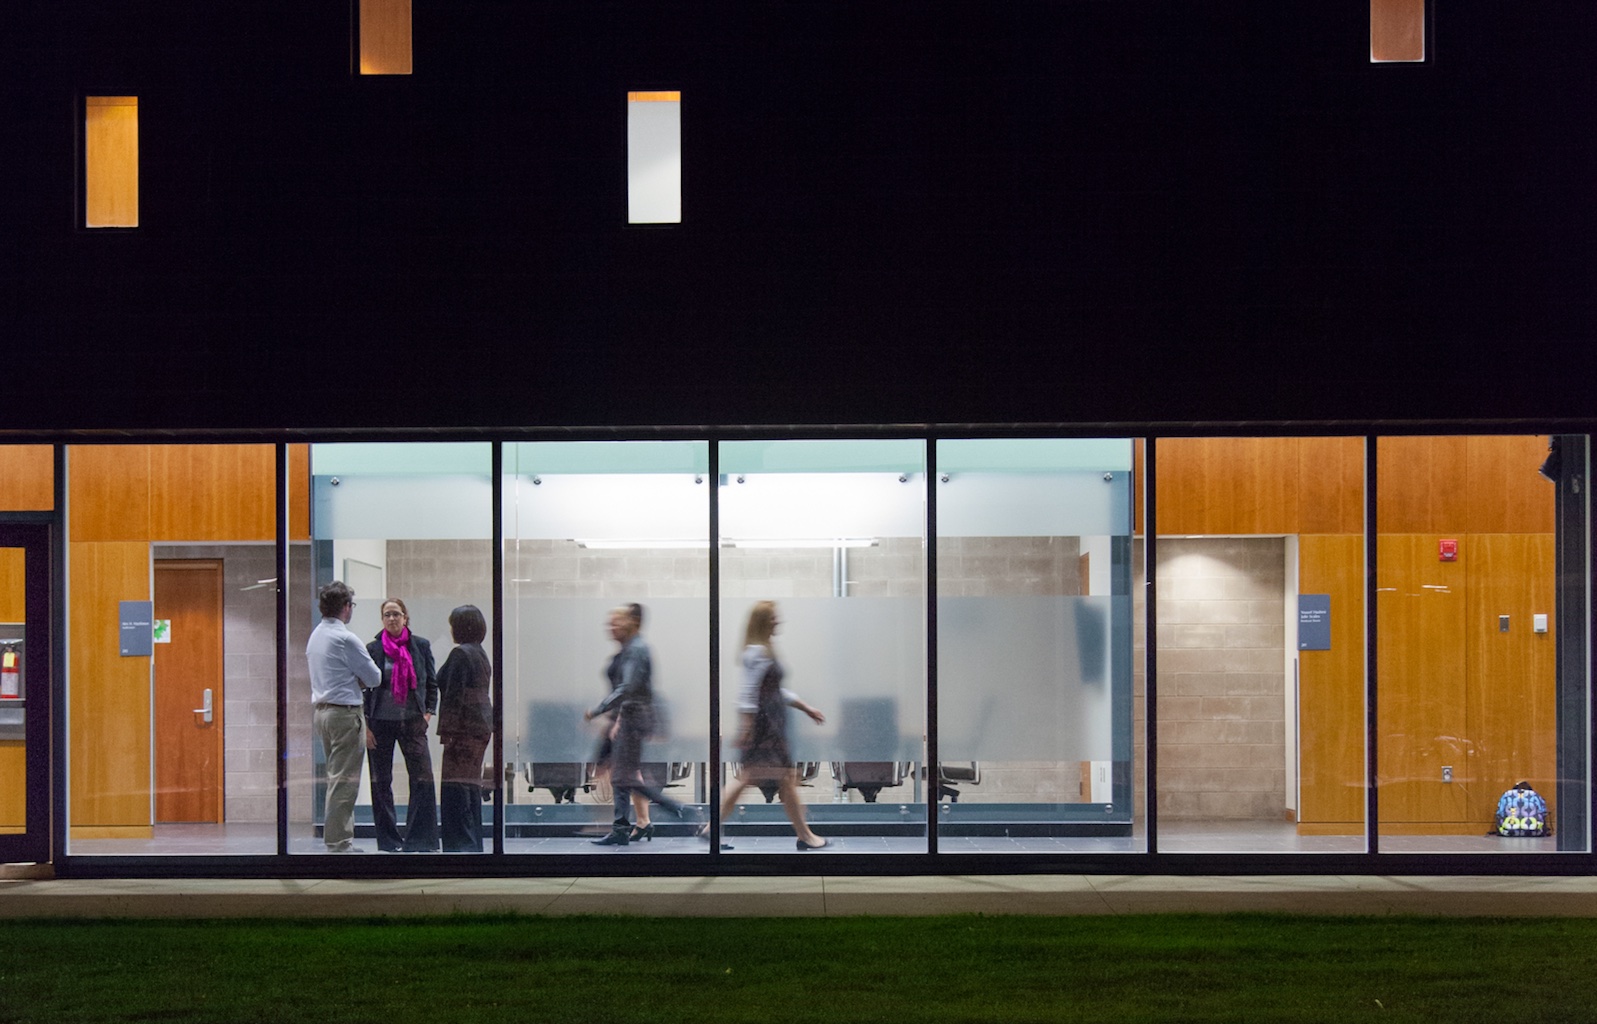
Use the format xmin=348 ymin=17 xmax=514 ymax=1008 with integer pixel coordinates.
xmin=591 ymin=828 xmax=630 ymax=846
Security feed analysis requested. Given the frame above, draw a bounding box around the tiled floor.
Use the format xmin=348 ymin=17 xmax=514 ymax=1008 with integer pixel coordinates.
xmin=61 ymin=818 xmax=1560 ymax=857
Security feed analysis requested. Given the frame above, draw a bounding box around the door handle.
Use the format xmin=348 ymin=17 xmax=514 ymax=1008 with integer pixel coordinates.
xmin=192 ymin=687 xmax=213 ymax=724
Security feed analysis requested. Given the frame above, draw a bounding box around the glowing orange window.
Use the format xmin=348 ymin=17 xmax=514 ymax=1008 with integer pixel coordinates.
xmin=360 ymin=0 xmax=413 ymax=75
xmin=85 ymin=96 xmax=138 ymax=228
xmin=1371 ymin=0 xmax=1425 ymax=63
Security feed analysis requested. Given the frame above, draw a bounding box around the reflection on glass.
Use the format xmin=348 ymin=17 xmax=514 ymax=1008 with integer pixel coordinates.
xmin=1376 ymin=435 xmax=1585 ymax=853
xmin=933 ymin=439 xmax=1136 ymax=853
xmin=718 ymin=439 xmax=927 ymax=853
xmin=1153 ymin=437 xmax=1366 ymax=853
xmin=504 ymin=441 xmax=710 ymax=853
xmin=61 ymin=445 xmax=280 ymax=855
xmin=301 ymin=442 xmax=493 ymax=854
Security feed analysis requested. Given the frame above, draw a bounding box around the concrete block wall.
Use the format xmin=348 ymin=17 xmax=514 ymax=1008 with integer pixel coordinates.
xmin=1152 ymin=537 xmax=1287 ymax=820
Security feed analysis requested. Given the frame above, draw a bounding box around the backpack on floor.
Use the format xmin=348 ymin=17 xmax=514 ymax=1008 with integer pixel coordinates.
xmin=1494 ymin=783 xmax=1549 ymax=837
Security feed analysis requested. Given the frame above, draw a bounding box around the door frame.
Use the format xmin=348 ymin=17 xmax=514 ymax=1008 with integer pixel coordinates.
xmin=0 ymin=522 xmax=53 ymax=865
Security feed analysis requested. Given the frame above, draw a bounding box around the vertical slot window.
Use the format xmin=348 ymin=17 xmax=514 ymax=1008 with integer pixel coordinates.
xmin=360 ymin=0 xmax=413 ymax=75
xmin=84 ymin=96 xmax=138 ymax=228
xmin=627 ymin=91 xmax=682 ymax=225
xmin=1371 ymin=0 xmax=1425 ymax=63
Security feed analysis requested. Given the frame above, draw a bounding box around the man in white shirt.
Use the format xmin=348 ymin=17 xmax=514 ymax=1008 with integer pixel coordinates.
xmin=306 ymin=580 xmax=382 ymax=853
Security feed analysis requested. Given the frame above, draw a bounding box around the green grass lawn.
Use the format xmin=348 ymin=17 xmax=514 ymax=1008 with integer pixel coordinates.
xmin=2 ymin=913 xmax=1594 ymax=1023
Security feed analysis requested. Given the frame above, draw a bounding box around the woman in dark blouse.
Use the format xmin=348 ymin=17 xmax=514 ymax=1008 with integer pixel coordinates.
xmin=436 ymin=604 xmax=493 ymax=852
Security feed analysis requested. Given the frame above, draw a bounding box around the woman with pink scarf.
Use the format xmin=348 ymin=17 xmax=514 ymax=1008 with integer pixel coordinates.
xmin=363 ymin=598 xmax=440 ymax=852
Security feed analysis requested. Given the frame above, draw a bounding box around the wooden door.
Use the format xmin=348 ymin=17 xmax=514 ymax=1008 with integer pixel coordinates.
xmin=154 ymin=560 xmax=224 ymax=823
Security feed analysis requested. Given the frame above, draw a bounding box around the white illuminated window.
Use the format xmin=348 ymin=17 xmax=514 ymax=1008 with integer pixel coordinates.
xmin=627 ymin=91 xmax=682 ymax=225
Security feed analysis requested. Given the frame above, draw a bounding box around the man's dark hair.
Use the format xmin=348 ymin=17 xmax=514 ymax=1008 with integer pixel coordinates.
xmin=627 ymin=602 xmax=644 ymax=628
xmin=318 ymin=580 xmax=355 ymax=619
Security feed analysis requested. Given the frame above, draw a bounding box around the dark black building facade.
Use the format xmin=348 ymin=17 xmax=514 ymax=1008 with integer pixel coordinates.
xmin=1 ymin=3 xmax=1593 ymax=877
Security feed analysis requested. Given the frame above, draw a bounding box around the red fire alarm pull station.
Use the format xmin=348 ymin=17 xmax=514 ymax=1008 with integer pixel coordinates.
xmin=1439 ymin=539 xmax=1458 ymax=562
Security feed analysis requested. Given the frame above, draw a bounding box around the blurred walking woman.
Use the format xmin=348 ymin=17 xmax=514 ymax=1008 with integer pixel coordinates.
xmin=720 ymin=601 xmax=829 ymax=850
xmin=584 ymin=604 xmax=688 ymax=845
xmin=364 ymin=599 xmax=439 ymax=853
xmin=437 ymin=604 xmax=493 ymax=852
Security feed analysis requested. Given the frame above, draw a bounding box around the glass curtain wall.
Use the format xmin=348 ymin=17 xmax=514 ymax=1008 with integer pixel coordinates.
xmin=1375 ymin=435 xmax=1588 ymax=854
xmin=66 ymin=444 xmax=280 ymax=855
xmin=297 ymin=443 xmax=493 ymax=855
xmin=504 ymin=442 xmax=711 ymax=853
xmin=717 ymin=440 xmax=927 ymax=854
xmin=1152 ymin=437 xmax=1367 ymax=853
xmin=935 ymin=439 xmax=1137 ymax=853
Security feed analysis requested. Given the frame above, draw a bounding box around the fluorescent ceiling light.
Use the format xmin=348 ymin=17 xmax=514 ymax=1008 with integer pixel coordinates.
xmin=573 ymin=539 xmax=709 ymax=549
xmin=726 ymin=538 xmax=879 ymax=549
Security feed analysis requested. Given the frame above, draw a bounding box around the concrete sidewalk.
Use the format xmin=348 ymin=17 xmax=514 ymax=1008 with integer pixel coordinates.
xmin=4 ymin=874 xmax=1597 ymax=918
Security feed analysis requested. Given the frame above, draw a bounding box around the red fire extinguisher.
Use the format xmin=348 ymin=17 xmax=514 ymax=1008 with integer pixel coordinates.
xmin=0 ymin=644 xmax=19 ymax=700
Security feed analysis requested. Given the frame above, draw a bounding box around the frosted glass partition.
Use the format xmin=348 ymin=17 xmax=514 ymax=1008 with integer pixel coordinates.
xmin=719 ymin=596 xmax=925 ymax=763
xmin=504 ymin=441 xmax=710 ymax=853
xmin=937 ymin=596 xmax=1115 ymax=762
xmin=718 ymin=439 xmax=927 ymax=853
xmin=512 ymin=597 xmax=708 ymax=763
xmin=304 ymin=442 xmax=495 ymax=855
xmin=932 ymin=438 xmax=1136 ymax=845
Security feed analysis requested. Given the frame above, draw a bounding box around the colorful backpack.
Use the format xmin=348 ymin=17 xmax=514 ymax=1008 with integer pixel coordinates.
xmin=1494 ymin=783 xmax=1550 ymax=837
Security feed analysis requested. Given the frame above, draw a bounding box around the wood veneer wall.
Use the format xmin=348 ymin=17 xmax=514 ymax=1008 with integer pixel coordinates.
xmin=0 ymin=446 xmax=54 ymax=511
xmin=63 ymin=444 xmax=307 ymax=834
xmin=0 ymin=547 xmax=25 ymax=829
xmin=1154 ymin=434 xmax=1557 ymax=835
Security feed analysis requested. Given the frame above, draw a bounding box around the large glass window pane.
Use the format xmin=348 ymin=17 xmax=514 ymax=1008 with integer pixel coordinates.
xmin=1154 ymin=437 xmax=1366 ymax=853
xmin=1376 ymin=435 xmax=1587 ymax=853
xmin=300 ymin=443 xmax=493 ymax=854
xmin=717 ymin=439 xmax=926 ymax=854
xmin=504 ymin=441 xmax=710 ymax=853
xmin=66 ymin=444 xmax=280 ymax=855
xmin=934 ymin=439 xmax=1137 ymax=853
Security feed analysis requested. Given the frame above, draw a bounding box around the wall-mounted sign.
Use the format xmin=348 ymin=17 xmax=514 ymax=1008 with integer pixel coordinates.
xmin=120 ymin=600 xmax=154 ymax=656
xmin=1299 ymin=594 xmax=1331 ymax=650
xmin=153 ymin=619 xmax=172 ymax=644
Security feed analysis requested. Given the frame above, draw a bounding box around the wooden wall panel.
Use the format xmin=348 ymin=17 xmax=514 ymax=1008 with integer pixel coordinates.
xmin=149 ymin=444 xmax=275 ymax=541
xmin=1156 ymin=437 xmax=1301 ymax=535
xmin=0 ymin=543 xmax=23 ymax=830
xmin=1295 ymin=534 xmax=1366 ymax=829
xmin=1376 ymin=437 xmax=1468 ymax=533
xmin=0 ymin=742 xmax=22 ymax=830
xmin=0 ymin=446 xmax=54 ymax=511
xmin=1466 ymin=534 xmax=1557 ymax=819
xmin=289 ymin=443 xmax=311 ymax=541
xmin=69 ymin=445 xmax=152 ymax=542
xmin=69 ymin=541 xmax=153 ymax=829
xmin=0 ymin=547 xmax=25 ymax=622
xmin=1465 ymin=436 xmax=1555 ymax=534
xmin=1376 ymin=535 xmax=1470 ymax=825
xmin=1297 ymin=438 xmax=1364 ymax=534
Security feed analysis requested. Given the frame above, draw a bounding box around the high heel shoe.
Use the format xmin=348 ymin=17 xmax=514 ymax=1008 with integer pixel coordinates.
xmin=796 ymin=837 xmax=831 ymax=850
xmin=591 ymin=829 xmax=629 ymax=846
xmin=628 ymin=823 xmax=655 ymax=843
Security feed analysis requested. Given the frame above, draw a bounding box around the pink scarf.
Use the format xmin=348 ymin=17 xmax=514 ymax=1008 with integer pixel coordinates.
xmin=381 ymin=627 xmax=417 ymax=704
